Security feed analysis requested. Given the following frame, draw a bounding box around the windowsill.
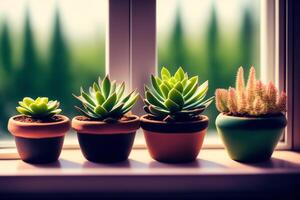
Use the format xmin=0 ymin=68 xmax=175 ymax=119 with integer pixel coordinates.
xmin=0 ymin=149 xmax=300 ymax=196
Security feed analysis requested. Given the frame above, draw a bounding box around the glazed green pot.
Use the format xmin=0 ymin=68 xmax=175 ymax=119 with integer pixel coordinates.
xmin=216 ymin=113 xmax=287 ymax=163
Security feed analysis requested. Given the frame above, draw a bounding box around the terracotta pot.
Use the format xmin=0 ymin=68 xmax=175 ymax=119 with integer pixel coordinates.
xmin=216 ymin=113 xmax=287 ymax=163
xmin=72 ymin=115 xmax=140 ymax=163
xmin=8 ymin=115 xmax=70 ymax=164
xmin=140 ymin=114 xmax=209 ymax=163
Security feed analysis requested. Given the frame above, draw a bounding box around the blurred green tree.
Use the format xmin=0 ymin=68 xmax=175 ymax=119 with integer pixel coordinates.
xmin=17 ymin=9 xmax=40 ymax=98
xmin=240 ymin=8 xmax=254 ymax=73
xmin=159 ymin=7 xmax=186 ymax=74
xmin=48 ymin=9 xmax=71 ymax=113
xmin=205 ymin=5 xmax=221 ymax=129
xmin=0 ymin=20 xmax=13 ymax=133
xmin=0 ymin=20 xmax=12 ymax=72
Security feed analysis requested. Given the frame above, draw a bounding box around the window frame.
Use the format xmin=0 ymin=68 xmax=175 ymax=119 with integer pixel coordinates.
xmin=0 ymin=0 xmax=298 ymax=151
xmin=111 ymin=0 xmax=294 ymax=149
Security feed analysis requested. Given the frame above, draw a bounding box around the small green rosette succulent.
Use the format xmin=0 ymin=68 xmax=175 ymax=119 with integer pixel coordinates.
xmin=17 ymin=97 xmax=61 ymax=119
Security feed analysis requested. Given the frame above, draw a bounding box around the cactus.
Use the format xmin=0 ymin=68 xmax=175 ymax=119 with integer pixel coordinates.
xmin=73 ymin=75 xmax=139 ymax=121
xmin=16 ymin=97 xmax=61 ymax=119
xmin=215 ymin=66 xmax=287 ymax=116
xmin=143 ymin=67 xmax=214 ymax=121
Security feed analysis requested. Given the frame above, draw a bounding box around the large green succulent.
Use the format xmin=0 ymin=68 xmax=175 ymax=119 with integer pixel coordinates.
xmin=143 ymin=67 xmax=214 ymax=121
xmin=16 ymin=97 xmax=61 ymax=119
xmin=73 ymin=75 xmax=139 ymax=121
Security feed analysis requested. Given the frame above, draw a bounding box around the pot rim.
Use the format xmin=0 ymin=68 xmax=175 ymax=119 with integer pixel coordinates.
xmin=73 ymin=114 xmax=139 ymax=125
xmin=217 ymin=112 xmax=286 ymax=120
xmin=140 ymin=114 xmax=209 ymax=133
xmin=71 ymin=114 xmax=140 ymax=134
xmin=8 ymin=114 xmax=71 ymax=139
xmin=140 ymin=114 xmax=208 ymax=125
xmin=216 ymin=113 xmax=287 ymax=130
xmin=9 ymin=114 xmax=70 ymax=126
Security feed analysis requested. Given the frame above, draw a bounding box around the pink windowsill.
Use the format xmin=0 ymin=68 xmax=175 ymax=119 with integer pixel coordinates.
xmin=0 ymin=149 xmax=299 ymax=195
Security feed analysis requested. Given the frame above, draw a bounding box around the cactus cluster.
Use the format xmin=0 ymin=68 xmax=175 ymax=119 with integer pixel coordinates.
xmin=215 ymin=66 xmax=286 ymax=117
xmin=17 ymin=97 xmax=61 ymax=119
xmin=73 ymin=75 xmax=139 ymax=121
xmin=143 ymin=67 xmax=214 ymax=121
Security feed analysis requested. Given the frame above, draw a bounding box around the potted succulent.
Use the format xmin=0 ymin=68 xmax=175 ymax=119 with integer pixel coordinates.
xmin=140 ymin=67 xmax=214 ymax=163
xmin=8 ymin=97 xmax=70 ymax=163
xmin=215 ymin=67 xmax=287 ymax=162
xmin=72 ymin=75 xmax=140 ymax=163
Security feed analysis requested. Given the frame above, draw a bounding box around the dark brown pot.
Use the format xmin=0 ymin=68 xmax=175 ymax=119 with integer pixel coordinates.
xmin=72 ymin=115 xmax=140 ymax=163
xmin=8 ymin=115 xmax=70 ymax=164
xmin=140 ymin=114 xmax=209 ymax=163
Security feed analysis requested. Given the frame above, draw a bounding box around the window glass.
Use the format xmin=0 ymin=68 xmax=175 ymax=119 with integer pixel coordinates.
xmin=0 ymin=0 xmax=107 ymax=141
xmin=157 ymin=0 xmax=261 ymax=144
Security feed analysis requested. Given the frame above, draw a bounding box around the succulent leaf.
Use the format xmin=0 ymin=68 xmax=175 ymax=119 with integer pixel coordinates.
xmin=116 ymin=82 xmax=125 ymax=101
xmin=110 ymin=103 xmax=125 ymax=116
xmin=16 ymin=107 xmax=31 ymax=115
xmin=23 ymin=97 xmax=34 ymax=106
xmin=109 ymin=81 xmax=117 ymax=96
xmin=181 ymin=77 xmax=188 ymax=87
xmin=183 ymin=81 xmax=198 ymax=101
xmin=174 ymin=67 xmax=185 ymax=81
xmin=160 ymin=83 xmax=170 ymax=98
xmin=146 ymin=91 xmax=166 ymax=109
xmin=102 ymin=92 xmax=117 ymax=111
xmin=75 ymin=106 xmax=99 ymax=119
xmin=94 ymin=105 xmax=107 ymax=117
xmin=165 ymin=99 xmax=180 ymax=112
xmin=168 ymin=89 xmax=184 ymax=107
xmin=122 ymin=93 xmax=139 ymax=113
xmin=183 ymin=76 xmax=198 ymax=96
xmin=174 ymin=82 xmax=183 ymax=93
xmin=101 ymin=75 xmax=111 ymax=99
xmin=95 ymin=92 xmax=105 ymax=105
xmin=148 ymin=105 xmax=169 ymax=117
xmin=93 ymin=82 xmax=100 ymax=92
xmin=185 ymin=81 xmax=208 ymax=105
xmin=82 ymin=92 xmax=96 ymax=107
xmin=161 ymin=67 xmax=171 ymax=80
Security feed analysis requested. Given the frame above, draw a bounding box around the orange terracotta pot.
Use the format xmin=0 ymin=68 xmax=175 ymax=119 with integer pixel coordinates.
xmin=8 ymin=115 xmax=70 ymax=164
xmin=72 ymin=115 xmax=140 ymax=163
xmin=140 ymin=115 xmax=209 ymax=163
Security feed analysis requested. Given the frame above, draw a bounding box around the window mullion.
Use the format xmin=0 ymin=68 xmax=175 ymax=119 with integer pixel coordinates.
xmin=130 ymin=0 xmax=156 ymax=115
xmin=107 ymin=0 xmax=131 ymax=90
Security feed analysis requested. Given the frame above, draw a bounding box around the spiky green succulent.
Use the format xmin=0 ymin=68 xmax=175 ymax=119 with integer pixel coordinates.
xmin=16 ymin=97 xmax=61 ymax=119
xmin=143 ymin=67 xmax=214 ymax=121
xmin=73 ymin=75 xmax=139 ymax=121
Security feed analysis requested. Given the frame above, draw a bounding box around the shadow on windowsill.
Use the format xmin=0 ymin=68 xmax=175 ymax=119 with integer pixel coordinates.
xmin=82 ymin=159 xmax=147 ymax=169
xmin=243 ymin=157 xmax=300 ymax=169
xmin=148 ymin=158 xmax=227 ymax=169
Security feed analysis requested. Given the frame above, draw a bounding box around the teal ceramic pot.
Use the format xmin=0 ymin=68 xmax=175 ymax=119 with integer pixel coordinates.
xmin=215 ymin=113 xmax=287 ymax=163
